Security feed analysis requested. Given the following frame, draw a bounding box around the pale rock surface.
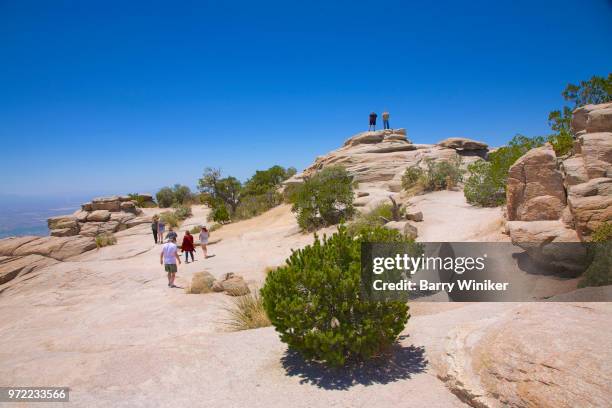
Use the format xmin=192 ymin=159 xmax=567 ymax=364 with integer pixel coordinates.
xmin=437 ymin=137 xmax=488 ymax=151
xmin=506 ymin=144 xmax=566 ymax=221
xmin=87 ymin=209 xmax=111 ymax=222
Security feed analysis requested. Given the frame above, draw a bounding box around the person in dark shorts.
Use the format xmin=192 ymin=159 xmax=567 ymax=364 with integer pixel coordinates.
xmin=160 ymin=235 xmax=181 ymax=287
xmin=369 ymin=111 xmax=378 ymax=131
xmin=151 ymin=215 xmax=159 ymax=244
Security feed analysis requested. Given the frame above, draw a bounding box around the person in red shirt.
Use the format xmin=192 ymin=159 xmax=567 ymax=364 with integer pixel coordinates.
xmin=181 ymin=230 xmax=196 ymax=263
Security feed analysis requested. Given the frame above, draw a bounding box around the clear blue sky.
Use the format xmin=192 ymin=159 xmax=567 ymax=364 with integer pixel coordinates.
xmin=1 ymin=0 xmax=611 ymax=196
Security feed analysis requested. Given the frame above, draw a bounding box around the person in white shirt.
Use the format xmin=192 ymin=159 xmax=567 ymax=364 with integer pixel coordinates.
xmin=199 ymin=226 xmax=210 ymax=258
xmin=160 ymin=235 xmax=181 ymax=288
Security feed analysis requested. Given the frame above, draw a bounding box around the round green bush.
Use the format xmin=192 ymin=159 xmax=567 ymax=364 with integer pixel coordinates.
xmin=401 ymin=166 xmax=424 ymax=190
xmin=261 ymin=226 xmax=410 ymax=367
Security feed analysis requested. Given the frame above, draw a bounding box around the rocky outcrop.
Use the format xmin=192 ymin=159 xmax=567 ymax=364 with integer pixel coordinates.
xmin=286 ymin=129 xmax=489 ymax=210
xmin=437 ymin=137 xmax=488 ymax=151
xmin=190 ymin=272 xmax=250 ymax=296
xmin=506 ymin=144 xmax=566 ymax=221
xmin=47 ymin=195 xmax=151 ymax=238
xmin=384 ymin=220 xmax=418 ymax=240
xmin=505 ymin=102 xmax=611 ymax=271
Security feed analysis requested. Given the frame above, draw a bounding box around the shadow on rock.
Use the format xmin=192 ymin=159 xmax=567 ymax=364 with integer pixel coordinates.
xmin=280 ymin=340 xmax=427 ymax=390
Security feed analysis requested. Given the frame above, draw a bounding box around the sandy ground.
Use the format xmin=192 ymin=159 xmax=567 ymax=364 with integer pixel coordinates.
xmin=0 ymin=194 xmax=600 ymax=407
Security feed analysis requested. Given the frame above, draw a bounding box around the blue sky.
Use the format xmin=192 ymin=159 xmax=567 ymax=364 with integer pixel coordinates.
xmin=1 ymin=0 xmax=611 ymax=196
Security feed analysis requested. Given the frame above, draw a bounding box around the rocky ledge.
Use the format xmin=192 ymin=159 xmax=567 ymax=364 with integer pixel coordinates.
xmin=48 ymin=194 xmax=154 ymax=237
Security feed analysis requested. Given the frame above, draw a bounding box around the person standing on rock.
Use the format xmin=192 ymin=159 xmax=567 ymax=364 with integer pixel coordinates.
xmin=199 ymin=226 xmax=210 ymax=258
xmin=160 ymin=235 xmax=181 ymax=288
xmin=181 ymin=230 xmax=195 ymax=263
xmin=157 ymin=219 xmax=165 ymax=244
xmin=382 ymin=110 xmax=390 ymax=130
xmin=368 ymin=111 xmax=378 ymax=131
xmin=151 ymin=215 xmax=159 ymax=244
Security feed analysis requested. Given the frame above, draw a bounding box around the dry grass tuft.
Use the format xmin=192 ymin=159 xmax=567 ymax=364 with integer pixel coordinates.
xmin=222 ymin=289 xmax=270 ymax=331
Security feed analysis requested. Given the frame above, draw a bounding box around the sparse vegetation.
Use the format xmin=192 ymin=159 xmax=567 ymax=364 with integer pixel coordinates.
xmin=198 ymin=165 xmax=295 ymax=222
xmin=547 ymin=73 xmax=611 ymax=156
xmin=347 ymin=202 xmax=394 ymax=235
xmin=159 ymin=211 xmax=179 ymax=228
xmin=189 ymin=225 xmax=201 ymax=234
xmin=172 ymin=204 xmax=192 ymax=221
xmin=262 ymin=225 xmax=410 ymax=367
xmin=222 ymin=290 xmax=271 ymax=331
xmin=402 ymin=157 xmax=463 ymax=194
xmin=463 ymin=134 xmax=545 ymax=207
xmin=128 ymin=193 xmax=156 ymax=208
xmin=288 ymin=166 xmax=355 ymax=231
xmin=591 ymin=222 xmax=612 ymax=243
xmin=156 ymin=184 xmax=194 ymax=208
xmin=95 ymin=232 xmax=117 ymax=248
xmin=578 ymin=223 xmax=611 ymax=288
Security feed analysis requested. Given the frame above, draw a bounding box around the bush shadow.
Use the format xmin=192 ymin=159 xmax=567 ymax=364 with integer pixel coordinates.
xmin=280 ymin=337 xmax=428 ymax=390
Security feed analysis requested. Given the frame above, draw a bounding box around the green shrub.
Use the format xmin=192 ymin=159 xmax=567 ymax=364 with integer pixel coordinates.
xmin=189 ymin=225 xmax=201 ymax=234
xmin=156 ymin=184 xmax=193 ymax=208
xmin=95 ymin=232 xmax=117 ymax=248
xmin=222 ymin=290 xmax=271 ymax=331
xmin=160 ymin=211 xmax=179 ymax=228
xmin=401 ymin=167 xmax=424 ymax=191
xmin=463 ymin=134 xmax=545 ymax=207
xmin=128 ymin=193 xmax=156 ymax=208
xmin=233 ymin=191 xmax=283 ymax=221
xmin=172 ymin=204 xmax=192 ymax=221
xmin=289 ymin=166 xmax=355 ymax=231
xmin=591 ymin=222 xmax=612 ymax=243
xmin=547 ymin=130 xmax=574 ymax=157
xmin=209 ymin=205 xmax=230 ymax=223
xmin=422 ymin=157 xmax=463 ymax=191
xmin=347 ymin=203 xmax=394 ymax=235
xmin=261 ymin=226 xmax=410 ymax=367
xmin=402 ymin=157 xmax=463 ymax=193
xmin=463 ymin=160 xmax=506 ymax=207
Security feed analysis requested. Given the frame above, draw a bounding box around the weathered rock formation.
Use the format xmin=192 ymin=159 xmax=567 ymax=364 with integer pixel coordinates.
xmin=505 ymin=102 xmax=612 ymax=273
xmin=48 ymin=195 xmax=152 ymax=238
xmin=189 ymin=271 xmax=250 ymax=296
xmin=286 ymin=129 xmax=489 ymax=208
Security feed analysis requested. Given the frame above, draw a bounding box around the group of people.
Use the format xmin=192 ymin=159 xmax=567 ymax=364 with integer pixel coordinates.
xmin=368 ymin=110 xmax=391 ymax=131
xmin=152 ymin=215 xmax=211 ymax=288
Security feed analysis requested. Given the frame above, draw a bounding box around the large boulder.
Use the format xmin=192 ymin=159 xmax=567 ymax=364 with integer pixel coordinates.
xmin=506 ymin=220 xmax=585 ymax=275
xmin=441 ymin=303 xmax=612 ymax=408
xmin=120 ymin=201 xmax=142 ymax=214
xmin=437 ymin=137 xmax=488 ymax=151
xmin=47 ymin=215 xmax=78 ymax=230
xmin=567 ymin=178 xmax=612 ymax=238
xmin=188 ymin=271 xmax=216 ymax=294
xmin=506 ymin=144 xmax=566 ymax=221
xmin=578 ymin=132 xmax=612 ymax=179
xmin=221 ymin=276 xmax=250 ymax=296
xmin=91 ymin=196 xmax=122 ymax=212
xmin=571 ymin=102 xmax=612 ymax=133
xmin=87 ymin=210 xmax=111 ymax=222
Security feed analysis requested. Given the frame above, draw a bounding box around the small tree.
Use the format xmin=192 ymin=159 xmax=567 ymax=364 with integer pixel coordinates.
xmin=156 ymin=187 xmax=175 ymax=208
xmin=290 ymin=166 xmax=355 ymax=231
xmin=262 ymin=226 xmax=410 ymax=367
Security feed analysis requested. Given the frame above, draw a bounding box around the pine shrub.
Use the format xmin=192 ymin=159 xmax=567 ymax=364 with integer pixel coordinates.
xmin=289 ymin=166 xmax=355 ymax=231
xmin=261 ymin=226 xmax=410 ymax=367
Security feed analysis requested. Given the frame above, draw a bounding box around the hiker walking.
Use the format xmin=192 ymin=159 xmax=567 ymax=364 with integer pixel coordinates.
xmin=151 ymin=215 xmax=159 ymax=244
xmin=160 ymin=235 xmax=181 ymax=288
xmin=181 ymin=230 xmax=195 ymax=263
xmin=382 ymin=110 xmax=390 ymax=129
xmin=199 ymin=226 xmax=210 ymax=258
xmin=368 ymin=111 xmax=378 ymax=131
xmin=157 ymin=219 xmax=165 ymax=244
